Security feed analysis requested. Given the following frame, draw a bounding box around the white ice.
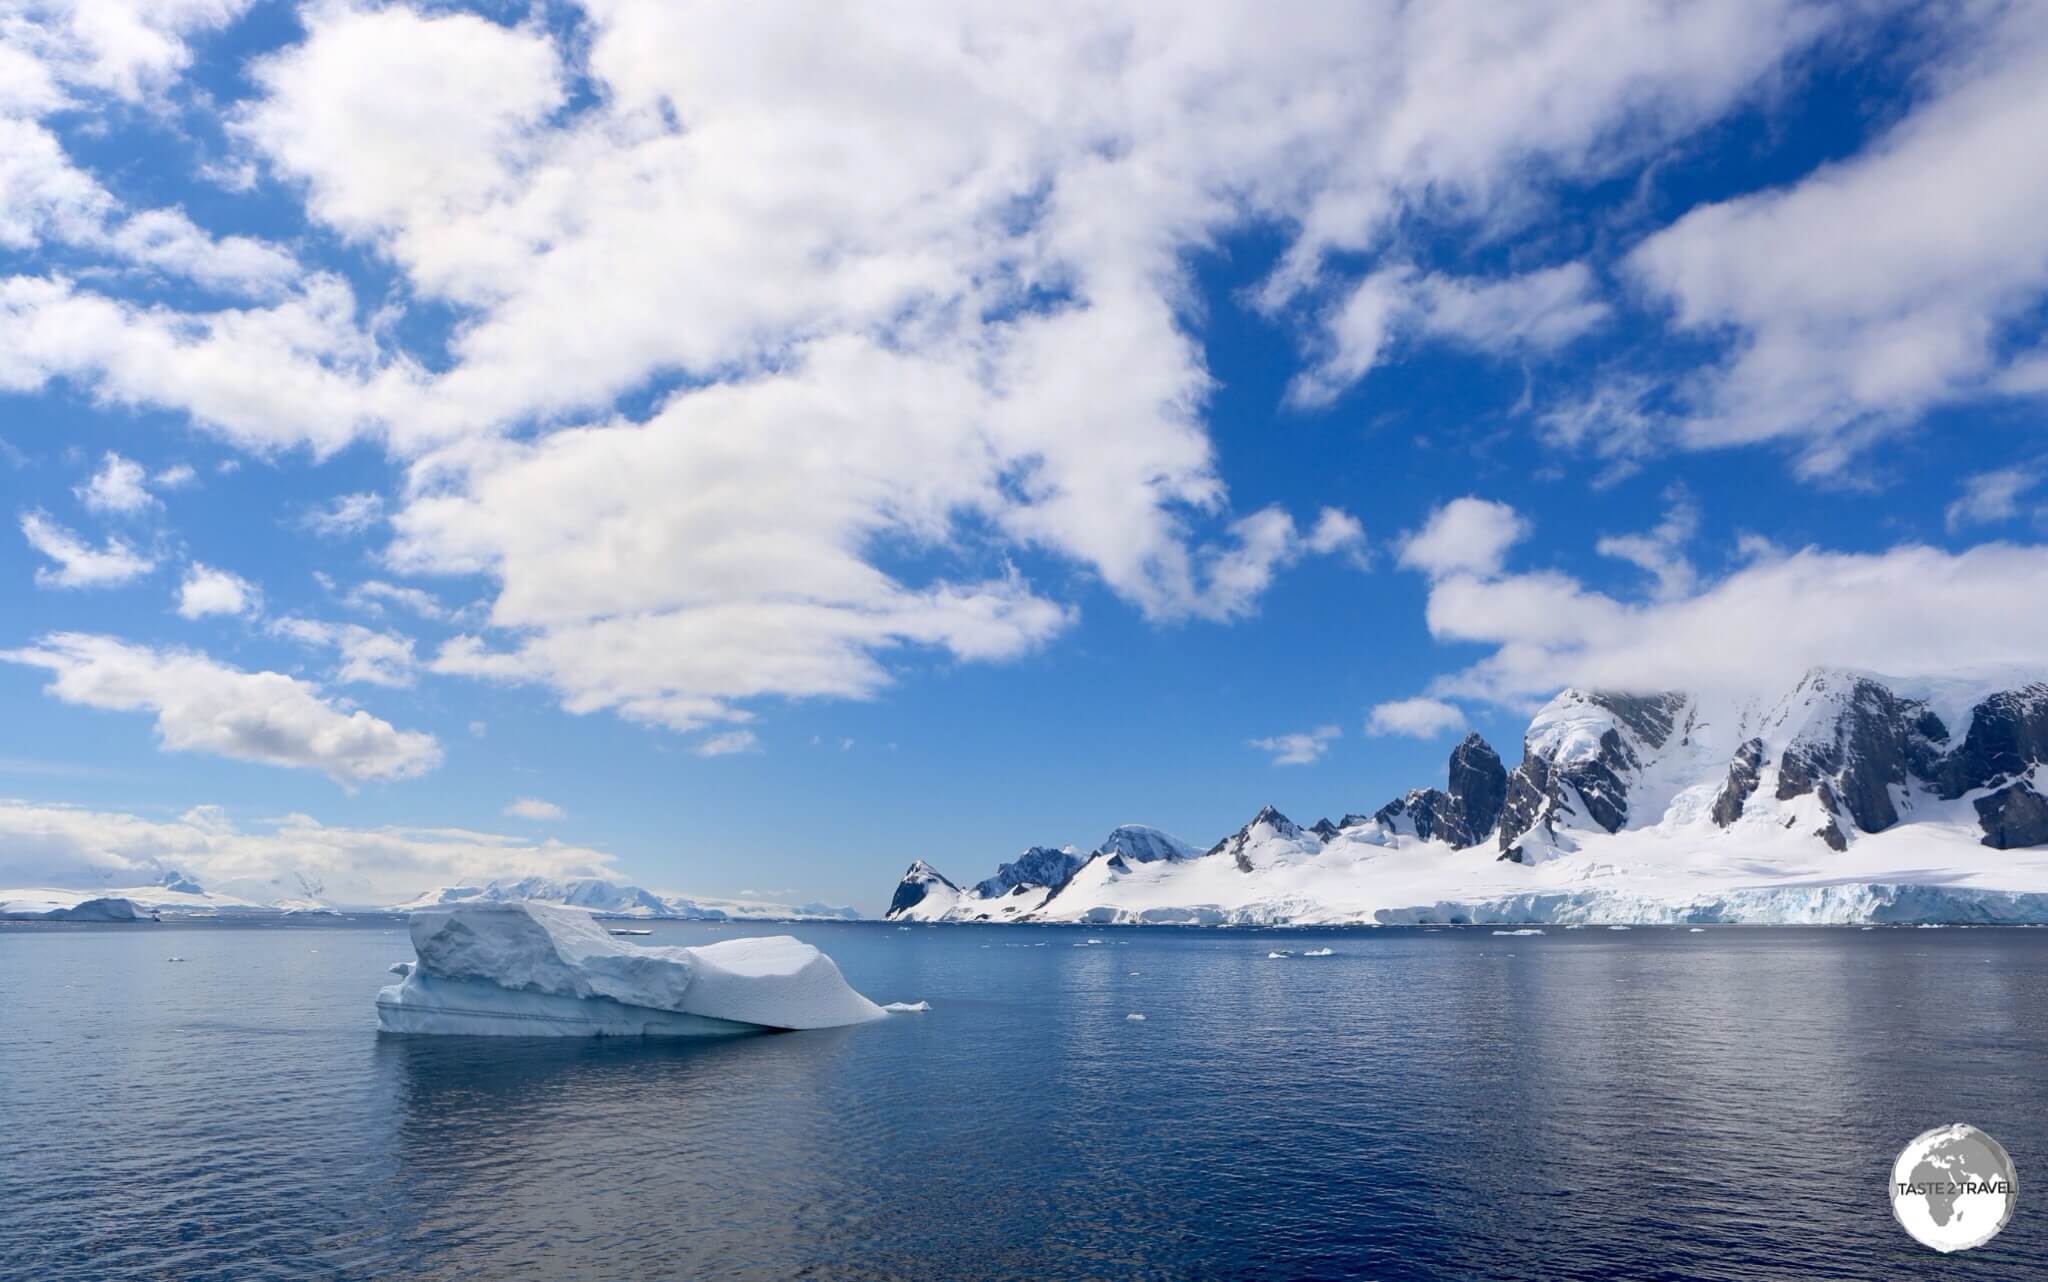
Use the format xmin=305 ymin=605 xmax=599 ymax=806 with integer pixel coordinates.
xmin=375 ymin=902 xmax=884 ymax=1037
xmin=883 ymin=1000 xmax=930 ymax=1013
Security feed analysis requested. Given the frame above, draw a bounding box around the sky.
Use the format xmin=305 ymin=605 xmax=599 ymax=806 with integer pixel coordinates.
xmin=4 ymin=0 xmax=2048 ymax=912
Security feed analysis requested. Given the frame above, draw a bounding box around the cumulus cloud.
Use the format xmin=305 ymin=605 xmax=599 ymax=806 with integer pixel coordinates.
xmin=0 ymin=0 xmax=1967 ymax=738
xmin=1291 ymin=263 xmax=1609 ymax=406
xmin=271 ymin=618 xmax=418 ymax=688
xmin=75 ymin=450 xmax=154 ymax=513
xmin=175 ymin=563 xmax=259 ymax=619
xmin=19 ymin=510 xmax=153 ymax=587
xmin=343 ymin=579 xmax=450 ymax=620
xmin=1248 ymin=724 xmax=1339 ymax=766
xmin=1625 ymin=4 xmax=2048 ymax=474
xmin=1397 ymin=498 xmax=1530 ymax=581
xmin=302 ymin=491 xmax=384 ymax=537
xmin=0 ymin=633 xmax=440 ymax=784
xmin=1594 ymin=487 xmax=1700 ymax=600
xmin=1946 ymin=467 xmax=2041 ymax=533
xmin=694 ymin=729 xmax=760 ymax=758
xmin=1365 ymin=697 xmax=1468 ymax=739
xmin=1391 ymin=514 xmax=2048 ymax=707
xmin=503 ymin=797 xmax=565 ymax=821
xmin=0 ymin=800 xmax=618 ymax=907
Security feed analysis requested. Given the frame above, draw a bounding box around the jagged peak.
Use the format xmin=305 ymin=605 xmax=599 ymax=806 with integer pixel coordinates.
xmin=1248 ymin=804 xmax=1297 ymax=832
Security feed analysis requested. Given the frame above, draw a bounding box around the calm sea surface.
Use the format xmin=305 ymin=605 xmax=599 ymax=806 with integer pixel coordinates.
xmin=3 ymin=919 xmax=2046 ymax=1280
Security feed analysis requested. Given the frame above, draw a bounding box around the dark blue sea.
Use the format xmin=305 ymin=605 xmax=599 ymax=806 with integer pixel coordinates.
xmin=4 ymin=919 xmax=2046 ymax=1280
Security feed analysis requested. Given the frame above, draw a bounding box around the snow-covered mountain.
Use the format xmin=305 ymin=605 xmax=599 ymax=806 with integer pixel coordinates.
xmin=385 ymin=876 xmax=863 ymax=921
xmin=888 ymin=669 xmax=2048 ymax=925
xmin=0 ymin=869 xmax=341 ymax=919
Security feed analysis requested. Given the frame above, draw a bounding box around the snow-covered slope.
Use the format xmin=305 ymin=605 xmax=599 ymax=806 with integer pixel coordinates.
xmin=0 ymin=890 xmax=146 ymax=920
xmin=385 ymin=876 xmax=863 ymax=921
xmin=887 ymin=669 xmax=2048 ymax=925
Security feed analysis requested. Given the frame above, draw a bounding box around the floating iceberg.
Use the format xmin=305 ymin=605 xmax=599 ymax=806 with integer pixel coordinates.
xmin=883 ymin=1000 xmax=930 ymax=1013
xmin=375 ymin=902 xmax=885 ymax=1037
xmin=1302 ymin=947 xmax=1335 ymax=957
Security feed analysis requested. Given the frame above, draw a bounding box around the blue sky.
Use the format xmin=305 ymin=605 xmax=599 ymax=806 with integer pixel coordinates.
xmin=4 ymin=1 xmax=2048 ymax=910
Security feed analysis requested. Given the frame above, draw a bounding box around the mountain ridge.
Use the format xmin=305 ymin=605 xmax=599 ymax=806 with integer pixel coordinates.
xmin=887 ymin=668 xmax=2048 ymax=925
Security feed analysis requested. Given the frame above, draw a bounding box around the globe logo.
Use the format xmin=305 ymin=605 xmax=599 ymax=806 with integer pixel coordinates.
xmin=1890 ymin=1124 xmax=2018 ymax=1253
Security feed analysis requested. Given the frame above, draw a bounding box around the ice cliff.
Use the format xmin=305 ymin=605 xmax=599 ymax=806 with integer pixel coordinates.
xmin=375 ymin=902 xmax=885 ymax=1036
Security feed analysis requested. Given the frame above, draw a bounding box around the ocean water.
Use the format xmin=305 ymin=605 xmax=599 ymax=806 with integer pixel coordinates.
xmin=3 ymin=920 xmax=2046 ymax=1281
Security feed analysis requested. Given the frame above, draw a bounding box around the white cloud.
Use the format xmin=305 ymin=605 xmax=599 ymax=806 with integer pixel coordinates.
xmin=175 ymin=563 xmax=258 ymax=619
xmin=0 ymin=275 xmax=411 ymax=456
xmin=271 ymin=617 xmax=417 ymax=688
xmin=0 ymin=0 xmax=1887 ymax=733
xmin=694 ymin=729 xmax=760 ymax=758
xmin=0 ymin=633 xmax=440 ymax=785
xmin=75 ymin=450 xmax=153 ymax=513
xmin=302 ymin=491 xmax=384 ymax=537
xmin=1397 ymin=498 xmax=1530 ymax=581
xmin=1292 ymin=262 xmax=1608 ymax=406
xmin=153 ymin=463 xmax=196 ymax=489
xmin=1593 ymin=487 xmax=1700 ymax=600
xmin=1626 ymin=5 xmax=2048 ymax=474
xmin=1399 ymin=539 xmax=2048 ymax=710
xmin=503 ymin=797 xmax=564 ymax=821
xmin=1366 ymin=697 xmax=1467 ymax=739
xmin=1305 ymin=507 xmax=1369 ymax=563
xmin=1248 ymin=724 xmax=1339 ymax=766
xmin=343 ymin=578 xmax=449 ymax=620
xmin=0 ymin=800 xmax=618 ymax=908
xmin=19 ymin=510 xmax=153 ymax=587
xmin=1946 ymin=467 xmax=2041 ymax=533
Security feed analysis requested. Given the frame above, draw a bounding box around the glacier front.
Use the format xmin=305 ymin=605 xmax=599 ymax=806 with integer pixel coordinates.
xmin=375 ymin=902 xmax=886 ymax=1037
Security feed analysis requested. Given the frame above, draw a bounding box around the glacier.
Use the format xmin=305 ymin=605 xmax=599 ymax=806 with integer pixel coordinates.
xmin=375 ymin=902 xmax=885 ymax=1037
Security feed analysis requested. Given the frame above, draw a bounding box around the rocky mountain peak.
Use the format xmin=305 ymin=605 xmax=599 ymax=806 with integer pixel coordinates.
xmin=888 ymin=861 xmax=960 ymax=917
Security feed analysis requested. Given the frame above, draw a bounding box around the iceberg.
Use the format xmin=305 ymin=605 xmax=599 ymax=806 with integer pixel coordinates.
xmin=375 ymin=902 xmax=885 ymax=1037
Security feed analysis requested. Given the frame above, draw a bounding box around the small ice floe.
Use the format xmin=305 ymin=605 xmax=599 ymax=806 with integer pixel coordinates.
xmin=166 ymin=956 xmax=186 ymax=963
xmin=896 ymin=927 xmax=911 ymax=932
xmin=609 ymin=928 xmax=653 ymax=937
xmin=1266 ymin=949 xmax=1293 ymax=958
xmin=1607 ymin=926 xmax=1632 ymax=931
xmin=1492 ymin=929 xmax=1544 ymax=936
xmin=1128 ymin=971 xmax=1140 ymax=976
xmin=1125 ymin=1013 xmax=1146 ymax=1022
xmin=388 ymin=961 xmax=413 ymax=976
xmin=1303 ymin=947 xmax=1335 ymax=957
xmin=1688 ymin=928 xmax=1707 ymax=933
xmin=1563 ymin=924 xmax=1585 ymax=930
xmin=882 ymin=1001 xmax=930 ymax=1013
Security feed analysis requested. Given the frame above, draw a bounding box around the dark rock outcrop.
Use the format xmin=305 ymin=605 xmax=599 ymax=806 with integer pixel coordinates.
xmin=1368 ymin=733 xmax=1508 ymax=850
xmin=1710 ymin=738 xmax=1766 ymax=827
xmin=1496 ymin=691 xmax=1685 ymax=856
xmin=1977 ymin=782 xmax=2048 ymax=850
xmin=972 ymin=846 xmax=1087 ymax=899
xmin=1934 ymin=685 xmax=2048 ymax=798
xmin=1772 ymin=672 xmax=1945 ymax=835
